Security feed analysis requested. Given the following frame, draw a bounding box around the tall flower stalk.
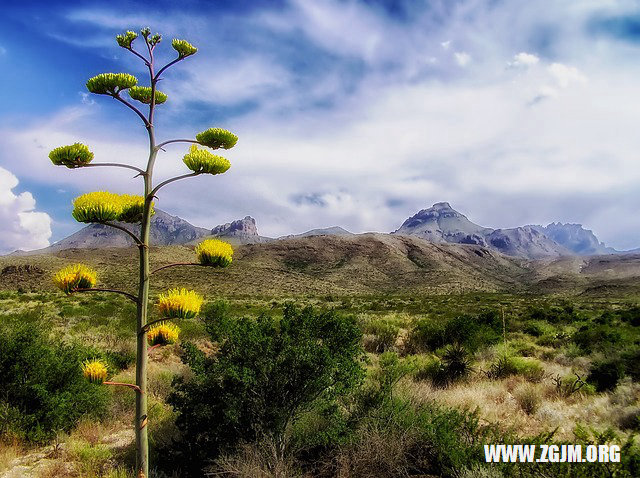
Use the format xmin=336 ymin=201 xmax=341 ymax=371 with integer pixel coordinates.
xmin=50 ymin=28 xmax=237 ymax=478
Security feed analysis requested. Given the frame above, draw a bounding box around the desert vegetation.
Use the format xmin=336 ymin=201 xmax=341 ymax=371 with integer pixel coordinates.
xmin=1 ymin=287 xmax=639 ymax=477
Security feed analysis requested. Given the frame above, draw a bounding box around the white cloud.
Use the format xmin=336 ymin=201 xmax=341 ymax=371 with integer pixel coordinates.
xmin=548 ymin=62 xmax=588 ymax=88
xmin=508 ymin=52 xmax=539 ymax=68
xmin=0 ymin=167 xmax=51 ymax=253
xmin=441 ymin=40 xmax=451 ymax=50
xmin=454 ymin=51 xmax=471 ymax=66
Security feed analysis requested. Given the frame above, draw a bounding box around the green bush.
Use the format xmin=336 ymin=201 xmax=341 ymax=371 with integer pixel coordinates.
xmin=0 ymin=322 xmax=109 ymax=443
xmin=362 ymin=318 xmax=400 ymax=352
xmin=409 ymin=312 xmax=501 ymax=353
xmin=169 ymin=304 xmax=364 ymax=472
xmin=572 ymin=324 xmax=622 ymax=354
xmin=587 ymin=359 xmax=625 ymax=392
xmin=487 ymin=355 xmax=545 ymax=382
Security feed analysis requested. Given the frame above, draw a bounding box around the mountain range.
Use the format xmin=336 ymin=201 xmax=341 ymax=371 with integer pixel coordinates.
xmin=21 ymin=202 xmax=622 ymax=260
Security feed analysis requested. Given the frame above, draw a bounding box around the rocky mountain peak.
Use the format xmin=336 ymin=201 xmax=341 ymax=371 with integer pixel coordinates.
xmin=211 ymin=216 xmax=259 ymax=237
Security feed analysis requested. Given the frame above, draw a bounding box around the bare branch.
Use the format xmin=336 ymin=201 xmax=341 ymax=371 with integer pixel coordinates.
xmin=150 ymin=172 xmax=200 ymax=197
xmin=74 ymin=287 xmax=139 ymax=303
xmin=124 ymin=47 xmax=150 ymax=67
xmin=155 ymin=139 xmax=200 ymax=150
xmin=151 ymin=262 xmax=204 ymax=275
xmin=140 ymin=316 xmax=181 ymax=334
xmin=100 ymin=221 xmax=143 ymax=246
xmin=103 ymin=381 xmax=143 ymax=394
xmin=83 ymin=162 xmax=145 ymax=175
xmin=155 ymin=57 xmax=183 ymax=80
xmin=112 ymin=93 xmax=151 ymax=128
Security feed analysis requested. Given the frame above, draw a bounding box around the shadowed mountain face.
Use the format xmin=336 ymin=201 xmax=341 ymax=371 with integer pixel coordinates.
xmin=44 ymin=210 xmax=210 ymax=252
xmin=531 ymin=223 xmax=616 ymax=256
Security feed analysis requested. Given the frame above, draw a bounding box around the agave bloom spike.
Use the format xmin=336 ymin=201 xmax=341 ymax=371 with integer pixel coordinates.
xmin=53 ymin=264 xmax=97 ymax=294
xmin=116 ymin=30 xmax=138 ymax=48
xmin=148 ymin=322 xmax=180 ymax=346
xmin=196 ymin=128 xmax=238 ymax=150
xmin=195 ymin=238 xmax=233 ymax=267
xmin=49 ymin=143 xmax=94 ymax=168
xmin=86 ymin=73 xmax=138 ymax=95
xmin=182 ymin=145 xmax=230 ymax=175
xmin=82 ymin=359 xmax=108 ymax=384
xmin=171 ymin=39 xmax=197 ymax=58
xmin=128 ymin=86 xmax=168 ymax=104
xmin=157 ymin=288 xmax=203 ymax=319
xmin=71 ymin=191 xmax=153 ymax=224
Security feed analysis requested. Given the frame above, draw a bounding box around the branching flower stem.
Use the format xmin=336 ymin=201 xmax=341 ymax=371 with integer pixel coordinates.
xmin=74 ymin=288 xmax=139 ymax=303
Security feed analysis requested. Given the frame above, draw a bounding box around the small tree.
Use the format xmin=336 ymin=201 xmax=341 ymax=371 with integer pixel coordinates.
xmin=49 ymin=28 xmax=237 ymax=477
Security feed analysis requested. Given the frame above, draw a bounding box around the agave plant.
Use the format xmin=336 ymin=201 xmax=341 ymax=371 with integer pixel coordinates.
xmin=50 ymin=27 xmax=237 ymax=478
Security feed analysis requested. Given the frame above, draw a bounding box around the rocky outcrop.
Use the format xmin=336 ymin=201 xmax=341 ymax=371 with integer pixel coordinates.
xmin=530 ymin=223 xmax=616 ymax=256
xmin=211 ymin=216 xmax=259 ymax=237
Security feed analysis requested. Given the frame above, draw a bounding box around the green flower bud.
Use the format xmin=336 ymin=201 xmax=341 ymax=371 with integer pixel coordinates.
xmin=86 ymin=73 xmax=138 ymax=95
xmin=116 ymin=30 xmax=138 ymax=48
xmin=128 ymin=86 xmax=167 ymax=104
xmin=171 ymin=39 xmax=198 ymax=58
xmin=141 ymin=27 xmax=151 ymax=38
xmin=195 ymin=128 xmax=238 ymax=150
xmin=182 ymin=145 xmax=230 ymax=175
xmin=49 ymin=143 xmax=94 ymax=168
xmin=150 ymin=34 xmax=162 ymax=46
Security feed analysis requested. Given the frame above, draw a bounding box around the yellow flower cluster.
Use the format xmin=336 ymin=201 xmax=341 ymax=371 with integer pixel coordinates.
xmin=195 ymin=239 xmax=233 ymax=267
xmin=71 ymin=191 xmax=153 ymax=224
xmin=86 ymin=73 xmax=138 ymax=95
xmin=148 ymin=322 xmax=181 ymax=346
xmin=182 ymin=145 xmax=230 ymax=175
xmin=128 ymin=86 xmax=168 ymax=104
xmin=172 ymin=39 xmax=198 ymax=58
xmin=157 ymin=288 xmax=203 ymax=319
xmin=49 ymin=143 xmax=94 ymax=168
xmin=82 ymin=359 xmax=108 ymax=384
xmin=196 ymin=128 xmax=238 ymax=150
xmin=116 ymin=30 xmax=138 ymax=48
xmin=53 ymin=264 xmax=97 ymax=294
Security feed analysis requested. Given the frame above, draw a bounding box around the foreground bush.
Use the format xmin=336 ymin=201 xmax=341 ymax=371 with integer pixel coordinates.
xmin=0 ymin=323 xmax=109 ymax=443
xmin=169 ymin=304 xmax=364 ymax=473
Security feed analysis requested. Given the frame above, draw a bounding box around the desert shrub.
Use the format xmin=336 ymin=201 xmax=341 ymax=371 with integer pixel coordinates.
xmin=409 ymin=312 xmax=500 ymax=353
xmin=411 ymin=354 xmax=443 ymax=382
xmin=0 ymin=322 xmax=109 ymax=443
xmin=408 ymin=318 xmax=446 ymax=351
xmin=528 ymin=305 xmax=579 ymax=324
xmin=522 ymin=320 xmax=552 ymax=337
xmin=336 ymin=394 xmax=504 ymax=478
xmin=587 ymin=359 xmax=625 ymax=392
xmin=621 ymin=347 xmax=640 ymax=382
xmin=486 ymin=355 xmax=544 ymax=382
xmin=514 ymin=385 xmax=540 ymax=415
xmin=362 ymin=318 xmax=400 ymax=353
xmin=169 ymin=304 xmax=364 ymax=473
xmin=438 ymin=344 xmax=474 ymax=385
xmin=572 ymin=324 xmax=622 ymax=354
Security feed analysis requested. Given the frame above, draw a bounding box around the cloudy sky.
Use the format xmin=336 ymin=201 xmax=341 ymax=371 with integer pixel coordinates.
xmin=1 ymin=0 xmax=640 ymax=253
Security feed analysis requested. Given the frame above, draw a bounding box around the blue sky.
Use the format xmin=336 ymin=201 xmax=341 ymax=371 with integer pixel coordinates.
xmin=2 ymin=0 xmax=640 ymax=252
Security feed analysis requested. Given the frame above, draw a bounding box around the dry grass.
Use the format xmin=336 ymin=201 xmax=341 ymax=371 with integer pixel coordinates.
xmin=0 ymin=439 xmax=21 ymax=472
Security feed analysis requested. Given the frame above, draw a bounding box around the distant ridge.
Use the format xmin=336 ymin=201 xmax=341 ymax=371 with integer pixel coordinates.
xmin=391 ymin=202 xmax=613 ymax=259
xmin=281 ymin=226 xmax=354 ymax=240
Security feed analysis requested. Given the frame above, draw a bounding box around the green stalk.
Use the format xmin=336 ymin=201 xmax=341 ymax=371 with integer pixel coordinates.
xmin=135 ymin=36 xmax=158 ymax=478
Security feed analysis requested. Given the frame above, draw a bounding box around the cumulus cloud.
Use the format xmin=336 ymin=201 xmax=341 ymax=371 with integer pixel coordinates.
xmin=0 ymin=167 xmax=51 ymax=253
xmin=508 ymin=52 xmax=540 ymax=68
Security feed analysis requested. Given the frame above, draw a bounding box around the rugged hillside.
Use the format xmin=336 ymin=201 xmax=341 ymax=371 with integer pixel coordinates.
xmin=531 ymin=223 xmax=616 ymax=255
xmin=3 ymin=234 xmax=639 ymax=297
xmin=41 ymin=210 xmax=210 ymax=252
xmin=393 ymin=202 xmax=570 ymax=259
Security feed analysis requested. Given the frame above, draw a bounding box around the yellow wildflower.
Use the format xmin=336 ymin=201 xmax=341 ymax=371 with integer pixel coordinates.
xmin=53 ymin=264 xmax=97 ymax=294
xmin=82 ymin=359 xmax=108 ymax=384
xmin=195 ymin=239 xmax=233 ymax=267
xmin=157 ymin=288 xmax=203 ymax=319
xmin=148 ymin=322 xmax=180 ymax=346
